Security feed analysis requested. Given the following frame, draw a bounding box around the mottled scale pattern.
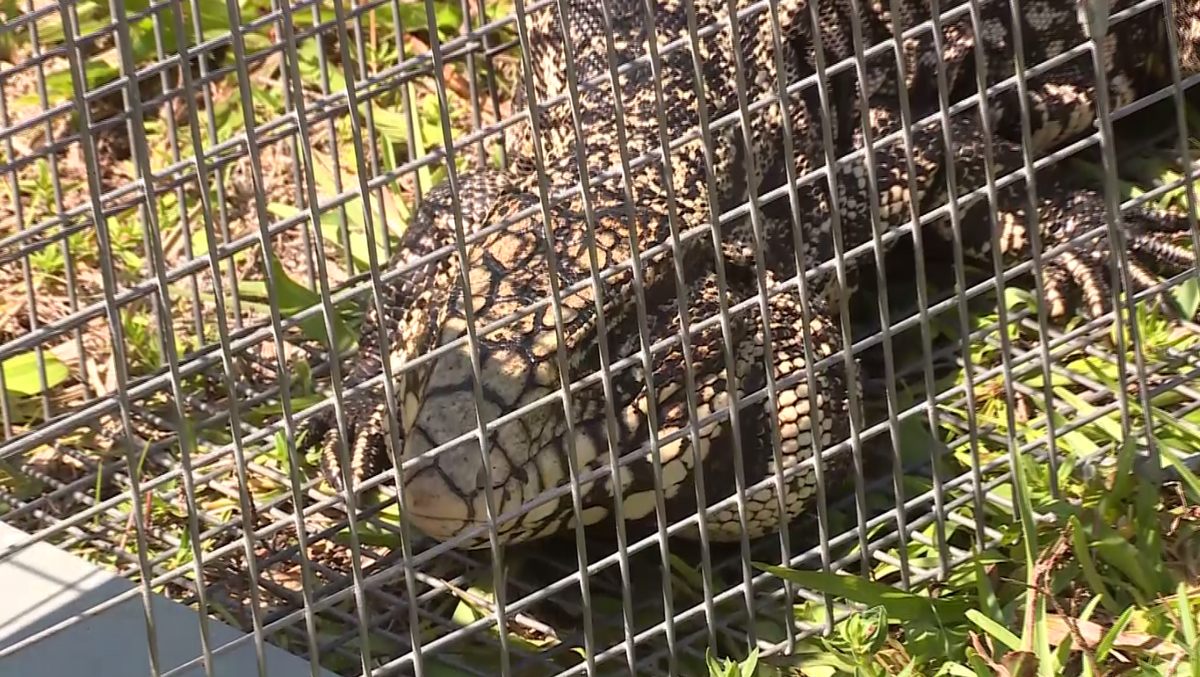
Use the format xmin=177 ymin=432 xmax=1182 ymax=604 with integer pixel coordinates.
xmin=299 ymin=0 xmax=1200 ymax=549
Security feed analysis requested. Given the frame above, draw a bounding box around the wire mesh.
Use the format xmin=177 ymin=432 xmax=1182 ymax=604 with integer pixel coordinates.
xmin=1 ymin=0 xmax=1199 ymax=675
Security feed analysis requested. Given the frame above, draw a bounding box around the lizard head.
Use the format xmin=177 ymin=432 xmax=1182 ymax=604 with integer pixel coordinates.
xmin=389 ymin=200 xmax=604 ymax=548
xmin=393 ymin=322 xmax=604 ymax=549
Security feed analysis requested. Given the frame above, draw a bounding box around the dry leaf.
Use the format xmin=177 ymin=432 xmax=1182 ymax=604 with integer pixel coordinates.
xmin=1044 ymin=613 xmax=1186 ymax=658
xmin=1001 ymin=651 xmax=1039 ymax=677
xmin=970 ymin=631 xmax=1005 ymax=677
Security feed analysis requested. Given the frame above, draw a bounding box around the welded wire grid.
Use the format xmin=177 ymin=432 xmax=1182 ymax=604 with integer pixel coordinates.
xmin=1 ymin=0 xmax=1200 ymax=675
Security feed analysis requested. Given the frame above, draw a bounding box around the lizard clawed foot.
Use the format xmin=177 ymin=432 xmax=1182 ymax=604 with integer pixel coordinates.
xmin=986 ymin=185 xmax=1200 ymax=323
xmin=1047 ymin=218 xmax=1197 ymax=322
xmin=298 ymin=386 xmax=394 ymax=494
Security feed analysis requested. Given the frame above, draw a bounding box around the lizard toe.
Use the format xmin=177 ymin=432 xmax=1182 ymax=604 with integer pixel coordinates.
xmin=317 ymin=389 xmax=393 ymax=495
xmin=1050 ymin=247 xmax=1114 ymax=320
xmin=998 ymin=186 xmax=1198 ymax=322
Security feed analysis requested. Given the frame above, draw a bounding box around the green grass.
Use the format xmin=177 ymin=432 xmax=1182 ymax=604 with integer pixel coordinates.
xmin=737 ymin=439 xmax=1200 ymax=677
xmin=0 ymin=0 xmax=518 ymax=413
xmin=685 ymin=126 xmax=1200 ymax=677
xmin=0 ymin=0 xmax=519 ymax=636
xmin=0 ymin=2 xmax=1198 ymax=677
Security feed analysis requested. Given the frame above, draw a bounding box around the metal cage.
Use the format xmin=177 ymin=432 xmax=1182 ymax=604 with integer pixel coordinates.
xmin=1 ymin=0 xmax=1198 ymax=675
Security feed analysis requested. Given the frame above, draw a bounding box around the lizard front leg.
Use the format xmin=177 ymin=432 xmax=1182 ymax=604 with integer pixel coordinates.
xmin=811 ymin=102 xmax=1198 ymax=324
xmin=926 ymin=110 xmax=1198 ymax=322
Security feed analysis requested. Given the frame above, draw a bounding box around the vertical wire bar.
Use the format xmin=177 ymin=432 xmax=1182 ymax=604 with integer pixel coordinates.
xmin=273 ymin=0 xmax=317 ymax=289
xmin=1159 ymin=0 xmax=1200 ymax=306
xmin=459 ymin=0 xmax=489 ymax=167
xmin=0 ymin=50 xmax=18 ymax=434
xmin=310 ymin=4 xmax=355 ymax=280
xmin=453 ymin=0 xmax=605 ymax=671
xmin=324 ymin=0 xmax=427 ymax=667
xmin=802 ymin=0 xmax=875 ymax=584
xmin=0 ymin=50 xmax=49 ymax=425
xmin=672 ymin=0 xmax=741 ymax=650
xmin=553 ymin=0 xmax=652 ymax=665
xmin=25 ymin=0 xmax=94 ymax=405
xmin=232 ymin=2 xmax=330 ymax=673
xmin=518 ymin=0 xmax=650 ymax=672
xmin=148 ymin=0 xmax=206 ymax=344
xmin=349 ymin=0 xmax=395 ymax=283
xmin=273 ymin=0 xmax=397 ymax=670
xmin=476 ymin=0 xmax=508 ymax=172
xmin=420 ymin=0 xmax=516 ymax=673
xmin=59 ymin=2 xmax=165 ymax=673
xmin=716 ymin=0 xmax=798 ymax=646
xmin=109 ymin=0 xmax=276 ymax=668
xmin=766 ymin=0 xmax=841 ymax=639
xmin=105 ymin=2 xmax=223 ymax=674
xmin=977 ymin=0 xmax=1043 ymax=564
xmin=755 ymin=0 xmax=806 ymax=651
xmin=844 ymin=0 xmax=911 ymax=589
xmin=391 ymin=3 xmax=429 ymax=227
xmin=1076 ymin=0 xmax=1136 ymax=468
xmin=9 ymin=77 xmax=50 ymax=422
xmin=999 ymin=0 xmax=1064 ymax=501
xmin=628 ymin=0 xmax=747 ymax=666
xmin=186 ymin=0 xmax=241 ymax=329
xmin=675 ymin=0 xmax=766 ymax=650
xmin=586 ymin=0 xmax=672 ymax=669
xmin=803 ymin=0 xmax=861 ymax=630
xmin=218 ymin=0 xmax=367 ymax=672
xmin=380 ymin=0 xmax=412 ymax=265
xmin=300 ymin=1 xmax=433 ymax=672
xmin=880 ymin=0 xmax=953 ymax=578
xmin=953 ymin=0 xmax=1000 ymax=549
xmin=1081 ymin=0 xmax=1162 ymax=478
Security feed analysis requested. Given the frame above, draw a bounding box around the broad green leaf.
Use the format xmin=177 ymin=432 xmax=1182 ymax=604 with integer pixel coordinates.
xmin=1069 ymin=515 xmax=1120 ymax=615
xmin=23 ymin=61 xmax=119 ymax=108
xmin=393 ymin=1 xmax=466 ymax=36
xmin=1174 ymin=276 xmax=1200 ymax=321
xmin=754 ymin=564 xmax=970 ymax=624
xmin=1091 ymin=527 xmax=1166 ymax=600
xmin=237 ymin=253 xmax=357 ymax=355
xmin=965 ymin=609 xmax=1021 ymax=652
xmin=2 ymin=349 xmax=70 ymax=396
xmin=1094 ymin=606 xmax=1136 ymax=663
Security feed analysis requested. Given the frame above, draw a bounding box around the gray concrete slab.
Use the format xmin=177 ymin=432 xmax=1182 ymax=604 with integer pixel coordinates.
xmin=0 ymin=521 xmax=338 ymax=677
